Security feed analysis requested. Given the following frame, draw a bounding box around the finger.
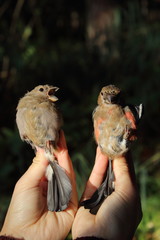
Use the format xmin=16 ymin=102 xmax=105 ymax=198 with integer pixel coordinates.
xmin=112 ymin=152 xmax=137 ymax=196
xmin=89 ymin=147 xmax=108 ymax=187
xmin=55 ymin=130 xmax=78 ymax=212
xmin=57 ymin=129 xmax=68 ymax=150
xmin=17 ymin=148 xmax=48 ymax=189
xmin=81 ymin=147 xmax=108 ymax=200
xmin=55 ymin=130 xmax=74 ymax=176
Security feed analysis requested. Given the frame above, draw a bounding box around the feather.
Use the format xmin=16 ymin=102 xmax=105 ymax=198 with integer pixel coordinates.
xmin=46 ymin=161 xmax=72 ymax=211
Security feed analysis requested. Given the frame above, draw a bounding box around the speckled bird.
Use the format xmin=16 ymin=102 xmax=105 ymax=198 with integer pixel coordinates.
xmin=81 ymin=84 xmax=143 ymax=214
xmin=16 ymin=85 xmax=72 ymax=212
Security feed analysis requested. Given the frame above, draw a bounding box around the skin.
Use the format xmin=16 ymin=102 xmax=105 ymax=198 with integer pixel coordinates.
xmin=72 ymin=149 xmax=142 ymax=240
xmin=0 ymin=131 xmax=78 ymax=240
xmin=0 ymin=132 xmax=142 ymax=240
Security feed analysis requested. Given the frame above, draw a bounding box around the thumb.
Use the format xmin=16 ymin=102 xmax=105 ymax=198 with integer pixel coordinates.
xmin=17 ymin=149 xmax=49 ymax=189
xmin=112 ymin=153 xmax=137 ymax=197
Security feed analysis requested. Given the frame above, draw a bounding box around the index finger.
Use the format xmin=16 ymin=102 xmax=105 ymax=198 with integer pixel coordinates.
xmin=81 ymin=147 xmax=108 ymax=200
xmin=54 ymin=130 xmax=78 ymax=211
xmin=55 ymin=130 xmax=73 ymax=177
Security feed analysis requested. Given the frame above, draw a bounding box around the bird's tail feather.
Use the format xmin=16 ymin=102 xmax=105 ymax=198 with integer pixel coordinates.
xmin=46 ymin=161 xmax=72 ymax=212
xmin=81 ymin=159 xmax=114 ymax=214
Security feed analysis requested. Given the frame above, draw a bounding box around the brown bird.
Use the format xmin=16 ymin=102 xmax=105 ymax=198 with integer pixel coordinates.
xmin=16 ymin=84 xmax=72 ymax=212
xmin=81 ymin=84 xmax=143 ymax=214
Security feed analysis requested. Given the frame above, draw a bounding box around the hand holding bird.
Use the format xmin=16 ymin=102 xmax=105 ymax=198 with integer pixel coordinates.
xmin=0 ymin=131 xmax=78 ymax=240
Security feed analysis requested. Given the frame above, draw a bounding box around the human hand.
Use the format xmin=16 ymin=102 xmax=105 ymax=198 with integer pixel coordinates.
xmin=0 ymin=131 xmax=78 ymax=240
xmin=72 ymin=147 xmax=142 ymax=240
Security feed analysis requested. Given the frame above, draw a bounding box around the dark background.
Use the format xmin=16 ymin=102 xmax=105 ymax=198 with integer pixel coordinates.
xmin=0 ymin=0 xmax=160 ymax=239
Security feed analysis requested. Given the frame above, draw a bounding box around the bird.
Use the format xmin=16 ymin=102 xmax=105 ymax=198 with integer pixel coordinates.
xmin=16 ymin=84 xmax=72 ymax=212
xmin=81 ymin=84 xmax=143 ymax=214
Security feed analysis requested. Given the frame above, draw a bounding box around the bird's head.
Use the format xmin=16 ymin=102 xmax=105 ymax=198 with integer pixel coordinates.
xmin=98 ymin=85 xmax=121 ymax=105
xmin=31 ymin=85 xmax=59 ymax=102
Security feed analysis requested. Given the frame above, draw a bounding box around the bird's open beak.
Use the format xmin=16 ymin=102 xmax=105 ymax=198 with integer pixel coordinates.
xmin=48 ymin=87 xmax=59 ymax=102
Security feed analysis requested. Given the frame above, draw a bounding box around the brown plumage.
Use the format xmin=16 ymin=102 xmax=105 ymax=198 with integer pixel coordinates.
xmin=93 ymin=85 xmax=138 ymax=158
xmin=16 ymin=85 xmax=72 ymax=212
xmin=81 ymin=84 xmax=143 ymax=214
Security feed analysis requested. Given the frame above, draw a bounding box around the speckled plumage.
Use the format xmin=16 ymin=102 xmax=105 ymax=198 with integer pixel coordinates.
xmin=16 ymin=85 xmax=72 ymax=212
xmin=81 ymin=84 xmax=143 ymax=214
xmin=93 ymin=85 xmax=139 ymax=158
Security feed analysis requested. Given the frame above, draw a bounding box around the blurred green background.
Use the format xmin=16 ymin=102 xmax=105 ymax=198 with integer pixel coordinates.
xmin=0 ymin=0 xmax=160 ymax=239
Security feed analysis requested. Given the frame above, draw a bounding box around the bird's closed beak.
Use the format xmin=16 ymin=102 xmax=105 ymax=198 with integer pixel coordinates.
xmin=107 ymin=94 xmax=116 ymax=103
xmin=105 ymin=94 xmax=119 ymax=104
xmin=48 ymin=87 xmax=59 ymax=102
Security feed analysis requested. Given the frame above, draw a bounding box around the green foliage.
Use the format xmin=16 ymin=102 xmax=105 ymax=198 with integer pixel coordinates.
xmin=136 ymin=196 xmax=160 ymax=240
xmin=0 ymin=127 xmax=33 ymax=190
xmin=135 ymin=148 xmax=160 ymax=239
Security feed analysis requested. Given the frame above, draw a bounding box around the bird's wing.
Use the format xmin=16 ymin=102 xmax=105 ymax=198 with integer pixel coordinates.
xmin=16 ymin=101 xmax=62 ymax=148
xmin=124 ymin=103 xmax=144 ymax=126
xmin=124 ymin=106 xmax=137 ymax=129
xmin=34 ymin=102 xmax=62 ymax=146
xmin=93 ymin=116 xmax=105 ymax=143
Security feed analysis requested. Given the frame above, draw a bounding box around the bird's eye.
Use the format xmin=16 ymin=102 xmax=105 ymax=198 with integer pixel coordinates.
xmin=101 ymin=92 xmax=104 ymax=96
xmin=39 ymin=87 xmax=44 ymax=92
